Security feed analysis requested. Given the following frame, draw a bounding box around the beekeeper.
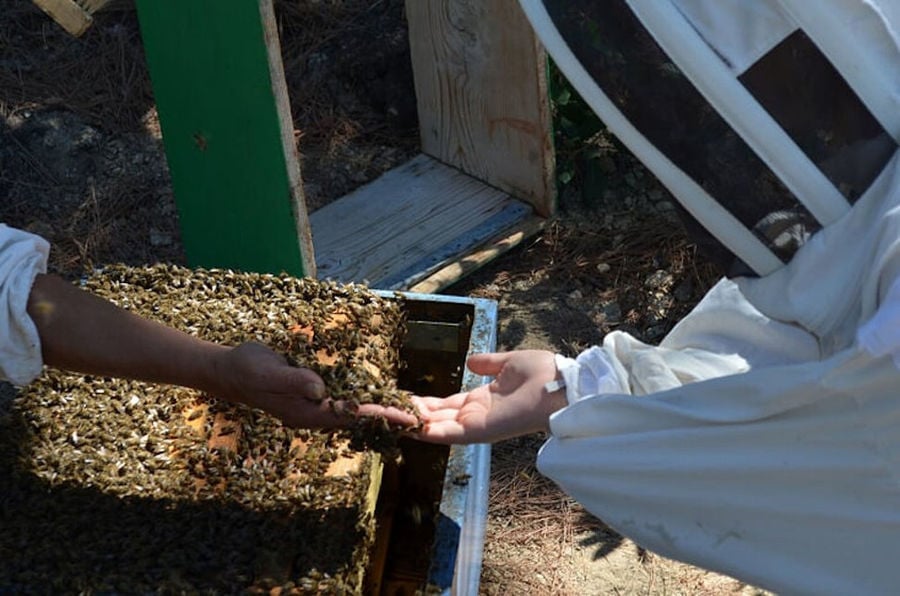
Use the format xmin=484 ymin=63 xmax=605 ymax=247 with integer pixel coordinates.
xmin=413 ymin=1 xmax=900 ymax=593
xmin=0 ymin=223 xmax=414 ymax=428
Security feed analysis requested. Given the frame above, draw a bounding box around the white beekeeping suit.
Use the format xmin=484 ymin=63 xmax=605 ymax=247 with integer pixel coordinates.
xmin=543 ymin=156 xmax=900 ymax=594
xmin=0 ymin=224 xmax=49 ymax=386
xmin=519 ymin=0 xmax=900 ymax=593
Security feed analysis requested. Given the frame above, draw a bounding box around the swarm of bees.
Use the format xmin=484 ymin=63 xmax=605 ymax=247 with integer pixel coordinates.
xmin=0 ymin=264 xmax=420 ymax=593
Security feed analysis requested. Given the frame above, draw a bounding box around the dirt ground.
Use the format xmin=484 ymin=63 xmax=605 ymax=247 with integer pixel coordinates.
xmin=1 ymin=2 xmax=768 ymax=594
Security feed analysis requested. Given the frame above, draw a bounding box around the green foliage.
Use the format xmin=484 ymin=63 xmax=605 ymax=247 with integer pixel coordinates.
xmin=549 ymin=60 xmax=620 ymax=207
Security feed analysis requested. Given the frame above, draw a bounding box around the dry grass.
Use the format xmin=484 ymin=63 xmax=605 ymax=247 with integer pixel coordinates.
xmin=489 ymin=435 xmax=604 ymax=546
xmin=479 ymin=435 xmax=637 ymax=595
xmin=0 ymin=1 xmax=152 ymax=130
xmin=275 ymin=1 xmax=405 ymax=141
xmin=0 ymin=0 xmax=416 ymax=154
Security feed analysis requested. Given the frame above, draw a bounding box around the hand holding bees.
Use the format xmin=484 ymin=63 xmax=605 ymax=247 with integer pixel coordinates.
xmin=210 ymin=340 xmax=419 ymax=428
xmin=25 ymin=273 xmax=417 ymax=429
xmin=411 ymin=350 xmax=567 ymax=444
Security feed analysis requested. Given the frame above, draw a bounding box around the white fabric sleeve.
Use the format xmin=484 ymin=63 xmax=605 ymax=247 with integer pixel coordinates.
xmin=538 ymin=345 xmax=900 ymax=595
xmin=0 ymin=224 xmax=50 ymax=385
xmin=555 ymin=276 xmax=821 ymax=403
xmin=553 ymin=348 xmax=624 ymax=405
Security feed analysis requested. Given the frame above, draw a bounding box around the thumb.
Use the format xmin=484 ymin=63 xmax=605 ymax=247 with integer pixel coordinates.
xmin=252 ymin=348 xmax=326 ymax=401
xmin=280 ymin=365 xmax=327 ymax=401
xmin=465 ymin=352 xmax=512 ymax=376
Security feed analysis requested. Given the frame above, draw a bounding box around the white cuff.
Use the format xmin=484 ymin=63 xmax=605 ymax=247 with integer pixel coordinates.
xmin=0 ymin=224 xmax=50 ymax=385
xmin=554 ymin=347 xmax=624 ymax=405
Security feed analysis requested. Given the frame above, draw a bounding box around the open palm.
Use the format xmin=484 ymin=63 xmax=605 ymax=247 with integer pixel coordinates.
xmin=412 ymin=350 xmax=566 ymax=444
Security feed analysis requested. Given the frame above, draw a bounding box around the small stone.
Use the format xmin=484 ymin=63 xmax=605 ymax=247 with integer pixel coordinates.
xmin=644 ymin=270 xmax=674 ymax=290
xmin=596 ymin=262 xmax=611 ymax=274
xmin=602 ymin=302 xmax=622 ymax=323
xmin=656 ymin=200 xmax=675 ymax=211
xmin=25 ymin=221 xmax=55 ymax=240
xmin=645 ymin=324 xmax=669 ymax=341
xmin=149 ymin=228 xmax=172 ymax=246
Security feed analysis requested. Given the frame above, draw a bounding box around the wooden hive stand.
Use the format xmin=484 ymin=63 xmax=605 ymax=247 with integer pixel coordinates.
xmin=129 ymin=0 xmax=555 ymax=290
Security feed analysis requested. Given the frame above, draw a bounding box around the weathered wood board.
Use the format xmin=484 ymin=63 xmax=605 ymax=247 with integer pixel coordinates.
xmin=30 ymin=0 xmax=101 ymax=36
xmin=406 ymin=0 xmax=556 ymax=216
xmin=310 ymin=154 xmax=543 ymax=290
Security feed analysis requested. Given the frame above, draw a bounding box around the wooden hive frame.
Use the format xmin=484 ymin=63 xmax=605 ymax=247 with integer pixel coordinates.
xmin=0 ymin=265 xmax=483 ymax=592
xmin=0 ymin=267 xmax=498 ymax=593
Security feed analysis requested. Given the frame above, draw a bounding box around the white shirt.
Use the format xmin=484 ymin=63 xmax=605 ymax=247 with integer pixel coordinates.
xmin=0 ymin=224 xmax=49 ymax=385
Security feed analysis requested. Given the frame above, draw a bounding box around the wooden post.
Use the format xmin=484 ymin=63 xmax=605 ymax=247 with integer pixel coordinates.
xmin=134 ymin=0 xmax=315 ymax=277
xmin=406 ymin=0 xmax=556 ymax=216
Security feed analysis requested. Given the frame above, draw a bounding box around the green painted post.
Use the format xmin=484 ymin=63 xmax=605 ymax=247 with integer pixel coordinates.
xmin=134 ymin=0 xmax=315 ymax=277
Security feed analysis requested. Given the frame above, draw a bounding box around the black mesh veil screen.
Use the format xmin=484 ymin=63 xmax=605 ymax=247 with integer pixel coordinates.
xmin=542 ymin=0 xmax=897 ymax=275
xmin=740 ymin=31 xmax=896 ymax=203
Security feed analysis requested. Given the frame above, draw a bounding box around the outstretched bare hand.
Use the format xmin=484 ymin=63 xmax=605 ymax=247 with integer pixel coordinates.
xmin=411 ymin=350 xmax=567 ymax=444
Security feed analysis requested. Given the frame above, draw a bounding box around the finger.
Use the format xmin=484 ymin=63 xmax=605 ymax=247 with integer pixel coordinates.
xmin=266 ymin=363 xmax=327 ymax=402
xmin=274 ymin=399 xmax=347 ymax=429
xmin=356 ymin=404 xmax=420 ymax=427
xmin=465 ymin=352 xmax=512 ymax=376
xmin=290 ymin=370 xmax=328 ymax=402
xmin=412 ymin=393 xmax=468 ymax=412
xmin=414 ymin=420 xmax=467 ymax=444
xmin=418 ymin=407 xmax=465 ymax=424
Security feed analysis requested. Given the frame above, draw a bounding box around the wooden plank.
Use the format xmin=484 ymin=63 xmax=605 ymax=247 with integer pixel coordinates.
xmin=31 ymin=0 xmax=92 ymax=37
xmin=310 ymin=154 xmax=534 ymax=288
xmin=134 ymin=0 xmax=315 ymax=277
xmin=409 ymin=216 xmax=545 ymax=294
xmin=406 ymin=0 xmax=556 ymax=216
xmin=365 ymin=460 xmax=399 ymax=596
xmin=259 ymin=0 xmax=316 ymax=275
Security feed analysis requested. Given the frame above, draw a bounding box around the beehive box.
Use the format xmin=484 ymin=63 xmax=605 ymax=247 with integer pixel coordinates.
xmin=0 ymin=265 xmax=496 ymax=594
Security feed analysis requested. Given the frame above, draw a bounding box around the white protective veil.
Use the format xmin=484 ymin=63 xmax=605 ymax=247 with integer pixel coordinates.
xmin=519 ymin=1 xmax=900 ymax=593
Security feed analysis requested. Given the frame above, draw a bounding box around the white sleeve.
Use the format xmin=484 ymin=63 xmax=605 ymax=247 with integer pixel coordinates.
xmin=537 ymin=344 xmax=900 ymax=595
xmin=0 ymin=224 xmax=50 ymax=385
xmin=555 ymin=277 xmax=821 ymax=403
